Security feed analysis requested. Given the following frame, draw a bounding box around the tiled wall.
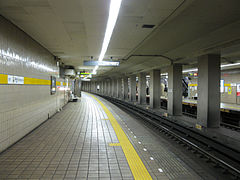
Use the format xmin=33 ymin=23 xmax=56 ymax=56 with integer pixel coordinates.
xmin=0 ymin=16 xmax=68 ymax=153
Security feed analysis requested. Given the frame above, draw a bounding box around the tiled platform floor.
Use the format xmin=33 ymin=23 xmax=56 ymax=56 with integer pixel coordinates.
xmin=0 ymin=93 xmax=210 ymax=179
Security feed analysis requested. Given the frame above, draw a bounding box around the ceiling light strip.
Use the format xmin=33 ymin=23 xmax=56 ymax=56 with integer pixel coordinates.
xmin=93 ymin=0 xmax=122 ymax=74
xmin=182 ymin=62 xmax=240 ymax=73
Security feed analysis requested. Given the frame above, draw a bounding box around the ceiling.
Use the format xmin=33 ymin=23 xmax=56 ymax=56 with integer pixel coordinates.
xmin=0 ymin=0 xmax=185 ymax=73
xmin=0 ymin=0 xmax=240 ymax=79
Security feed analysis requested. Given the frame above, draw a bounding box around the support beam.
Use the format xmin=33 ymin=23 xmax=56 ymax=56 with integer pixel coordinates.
xmin=138 ymin=73 xmax=146 ymax=104
xmin=129 ymin=75 xmax=136 ymax=102
xmin=123 ymin=77 xmax=128 ymax=100
xmin=150 ymin=70 xmax=160 ymax=108
xmin=197 ymin=54 xmax=220 ymax=128
xmin=167 ymin=64 xmax=182 ymax=116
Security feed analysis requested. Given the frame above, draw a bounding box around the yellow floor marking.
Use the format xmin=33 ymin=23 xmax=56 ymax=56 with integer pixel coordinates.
xmin=109 ymin=143 xmax=121 ymax=146
xmin=102 ymin=118 xmax=109 ymax=120
xmin=89 ymin=94 xmax=152 ymax=180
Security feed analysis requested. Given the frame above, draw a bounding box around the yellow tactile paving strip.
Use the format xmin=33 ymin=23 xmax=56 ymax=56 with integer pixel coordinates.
xmin=89 ymin=94 xmax=152 ymax=180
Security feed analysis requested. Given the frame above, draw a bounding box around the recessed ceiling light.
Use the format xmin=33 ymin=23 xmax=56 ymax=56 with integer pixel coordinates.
xmin=142 ymin=24 xmax=155 ymax=28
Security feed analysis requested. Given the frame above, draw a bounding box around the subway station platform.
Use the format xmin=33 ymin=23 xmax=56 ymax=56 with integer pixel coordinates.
xmin=0 ymin=93 xmax=218 ymax=180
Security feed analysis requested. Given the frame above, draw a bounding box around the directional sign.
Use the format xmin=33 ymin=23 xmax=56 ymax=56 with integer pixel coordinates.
xmin=84 ymin=61 xmax=119 ymax=66
xmin=80 ymin=72 xmax=91 ymax=75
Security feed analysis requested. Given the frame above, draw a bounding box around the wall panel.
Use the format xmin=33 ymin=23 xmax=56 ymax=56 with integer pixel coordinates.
xmin=0 ymin=16 xmax=68 ymax=152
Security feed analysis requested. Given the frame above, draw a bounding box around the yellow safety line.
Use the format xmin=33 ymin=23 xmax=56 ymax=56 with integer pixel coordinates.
xmin=89 ymin=94 xmax=152 ymax=180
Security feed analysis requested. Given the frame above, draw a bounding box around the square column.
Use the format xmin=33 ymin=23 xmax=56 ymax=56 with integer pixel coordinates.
xmin=91 ymin=82 xmax=94 ymax=92
xmin=197 ymin=54 xmax=220 ymax=128
xmin=117 ymin=78 xmax=121 ymax=98
xmin=111 ymin=79 xmax=117 ymax=97
xmin=167 ymin=64 xmax=182 ymax=116
xmin=129 ymin=75 xmax=136 ymax=102
xmin=104 ymin=81 xmax=108 ymax=95
xmin=150 ymin=70 xmax=160 ymax=108
xmin=138 ymin=73 xmax=146 ymax=104
xmin=108 ymin=80 xmax=112 ymax=96
xmin=101 ymin=81 xmax=104 ymax=94
xmin=95 ymin=81 xmax=97 ymax=93
xmin=123 ymin=77 xmax=128 ymax=100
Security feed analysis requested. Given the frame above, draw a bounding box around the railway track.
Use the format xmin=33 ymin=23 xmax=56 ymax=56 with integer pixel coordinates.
xmin=221 ymin=122 xmax=240 ymax=132
xmin=182 ymin=112 xmax=240 ymax=132
xmin=98 ymin=94 xmax=240 ymax=179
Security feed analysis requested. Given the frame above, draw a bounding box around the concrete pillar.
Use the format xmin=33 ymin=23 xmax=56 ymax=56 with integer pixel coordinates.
xmin=150 ymin=69 xmax=160 ymax=108
xmin=138 ymin=73 xmax=146 ymax=104
xmin=129 ymin=75 xmax=136 ymax=101
xmin=117 ymin=78 xmax=121 ymax=98
xmin=197 ymin=54 xmax=220 ymax=128
xmin=91 ymin=82 xmax=93 ymax=92
xmin=94 ymin=81 xmax=97 ymax=93
xmin=95 ymin=82 xmax=97 ymax=93
xmin=104 ymin=81 xmax=108 ymax=95
xmin=101 ymin=81 xmax=104 ymax=94
xmin=111 ymin=79 xmax=114 ymax=97
xmin=112 ymin=79 xmax=117 ymax=97
xmin=167 ymin=64 xmax=182 ymax=116
xmin=123 ymin=76 xmax=128 ymax=100
xmin=108 ymin=80 xmax=111 ymax=96
xmin=81 ymin=82 xmax=84 ymax=91
xmin=85 ymin=82 xmax=87 ymax=91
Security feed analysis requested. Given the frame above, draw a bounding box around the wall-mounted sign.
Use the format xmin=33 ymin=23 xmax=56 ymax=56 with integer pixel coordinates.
xmin=228 ymin=87 xmax=232 ymax=95
xmin=83 ymin=60 xmax=119 ymax=66
xmin=80 ymin=72 xmax=91 ymax=75
xmin=220 ymin=80 xmax=224 ymax=93
xmin=8 ymin=75 xmax=24 ymax=84
xmin=50 ymin=76 xmax=56 ymax=95
xmin=237 ymin=83 xmax=240 ymax=97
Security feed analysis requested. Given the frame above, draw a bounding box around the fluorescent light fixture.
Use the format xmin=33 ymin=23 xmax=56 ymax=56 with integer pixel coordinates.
xmin=92 ymin=0 xmax=122 ymax=74
xmin=182 ymin=62 xmax=240 ymax=73
xmin=182 ymin=68 xmax=198 ymax=73
xmin=221 ymin=62 xmax=240 ymax=67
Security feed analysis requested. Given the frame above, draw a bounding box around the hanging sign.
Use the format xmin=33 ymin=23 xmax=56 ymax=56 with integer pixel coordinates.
xmin=83 ymin=61 xmax=119 ymax=66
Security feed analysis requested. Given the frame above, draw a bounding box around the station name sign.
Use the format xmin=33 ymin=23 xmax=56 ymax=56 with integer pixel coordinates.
xmin=83 ymin=60 xmax=120 ymax=66
xmin=8 ymin=75 xmax=24 ymax=84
